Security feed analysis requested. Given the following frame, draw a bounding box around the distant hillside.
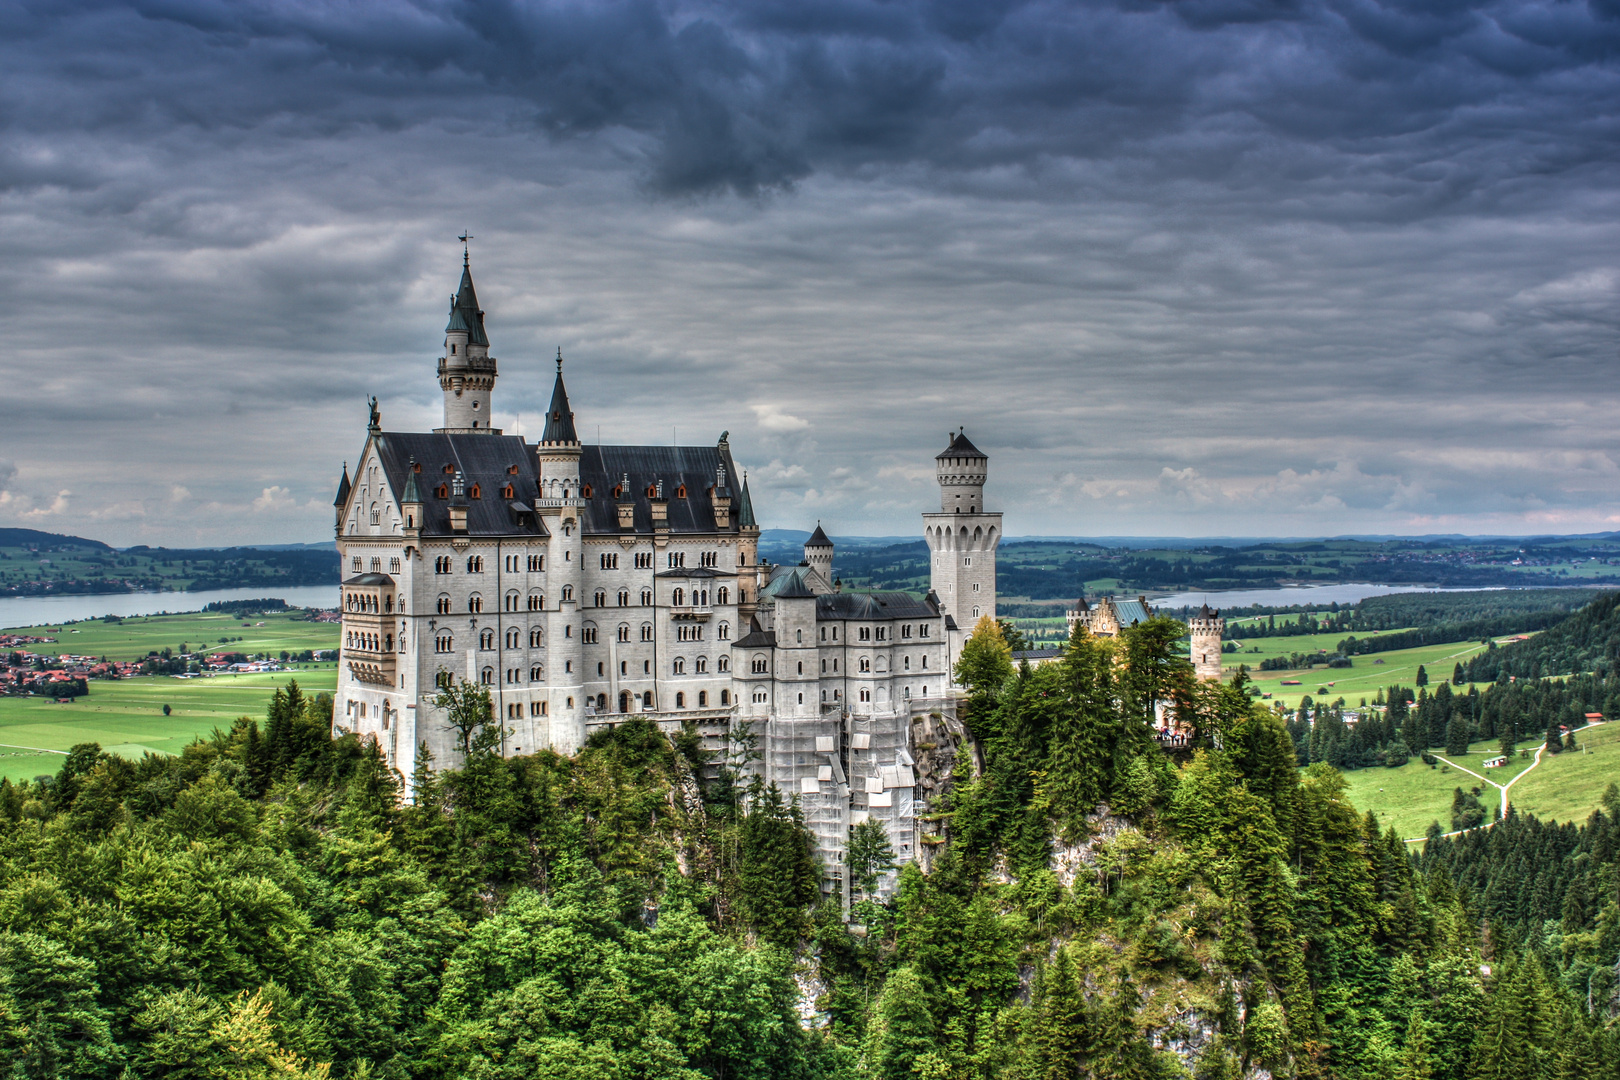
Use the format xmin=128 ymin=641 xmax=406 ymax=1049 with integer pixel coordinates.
xmin=0 ymin=527 xmax=112 ymax=552
xmin=1461 ymin=591 xmax=1620 ymax=682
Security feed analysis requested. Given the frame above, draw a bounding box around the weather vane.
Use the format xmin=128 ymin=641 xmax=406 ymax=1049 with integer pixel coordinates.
xmin=458 ymin=231 xmax=474 ymax=264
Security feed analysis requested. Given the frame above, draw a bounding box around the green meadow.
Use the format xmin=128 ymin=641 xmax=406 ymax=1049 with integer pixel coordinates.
xmin=1233 ymin=635 xmax=1496 ymax=709
xmin=1333 ymin=738 xmax=1514 ymax=841
xmin=6 ymin=608 xmax=339 ymax=662
xmin=1509 ymin=721 xmax=1620 ymax=825
xmin=0 ymin=667 xmax=340 ymax=783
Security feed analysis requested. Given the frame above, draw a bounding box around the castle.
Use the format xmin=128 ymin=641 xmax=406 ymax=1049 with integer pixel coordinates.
xmin=331 ymin=254 xmax=1222 ymax=890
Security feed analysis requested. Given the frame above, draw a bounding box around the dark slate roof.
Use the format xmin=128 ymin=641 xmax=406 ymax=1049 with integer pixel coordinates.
xmin=342 ymin=573 xmax=396 ymax=587
xmin=444 ymin=260 xmax=489 ymax=346
xmin=333 ymin=464 xmax=351 ymax=508
xmin=816 ymin=591 xmax=939 ymax=621
xmin=577 ymin=442 xmax=741 ymax=536
xmin=734 ymin=626 xmax=777 ymax=648
xmin=771 ymin=569 xmax=817 ymax=600
xmin=936 ymin=430 xmax=987 ymax=460
xmin=737 ymin=475 xmax=756 ymax=529
xmin=655 ymin=567 xmax=736 ymax=579
xmin=541 ymin=362 xmax=578 ymax=444
xmin=805 ymin=523 xmax=832 ymax=548
xmin=1012 ymin=647 xmax=1064 ymax=661
xmin=371 ymin=432 xmax=547 ymax=538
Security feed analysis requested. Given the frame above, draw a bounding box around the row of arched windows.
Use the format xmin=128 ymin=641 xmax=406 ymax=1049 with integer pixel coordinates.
xmin=669 ymin=656 xmax=730 ymax=675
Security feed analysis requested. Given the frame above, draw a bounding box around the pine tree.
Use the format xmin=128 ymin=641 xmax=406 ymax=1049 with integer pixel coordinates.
xmin=1416 ymin=664 xmax=1429 ymax=687
xmin=1028 ymin=946 xmax=1089 ymax=1080
xmin=1393 ymin=1010 xmax=1434 ymax=1080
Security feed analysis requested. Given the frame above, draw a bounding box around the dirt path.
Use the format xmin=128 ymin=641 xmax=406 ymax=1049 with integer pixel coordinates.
xmin=0 ymin=742 xmax=68 ymax=755
xmin=1404 ymin=722 xmax=1598 ymax=844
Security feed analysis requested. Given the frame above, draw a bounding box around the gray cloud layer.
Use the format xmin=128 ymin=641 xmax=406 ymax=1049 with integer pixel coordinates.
xmin=1 ymin=0 xmax=1617 ymax=543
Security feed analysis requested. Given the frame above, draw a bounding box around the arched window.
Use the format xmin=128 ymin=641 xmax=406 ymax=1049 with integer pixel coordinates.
xmin=436 ymin=595 xmax=451 ymax=615
xmin=481 ymin=668 xmax=493 ymax=685
xmin=561 ymin=585 xmax=574 ymax=602
xmin=617 ymin=589 xmax=629 ymax=606
xmin=717 ymin=587 xmax=729 ymax=605
xmin=695 ymin=657 xmax=708 ymax=673
xmin=617 ymin=625 xmax=630 ymax=642
xmin=530 ymin=664 xmax=543 ymax=681
xmin=505 ymin=628 xmax=520 ymax=648
xmin=673 ymin=657 xmax=686 ymax=674
xmin=529 ymin=592 xmax=542 ymax=611
xmin=718 ymin=622 xmax=730 ymax=641
xmin=673 ymin=588 xmax=685 ymax=606
xmin=436 ymin=670 xmax=452 ymax=688
xmin=675 ymin=692 xmax=685 ymax=708
xmin=718 ymin=655 xmax=730 ymax=672
xmin=720 ymin=689 xmax=729 ymax=705
xmin=641 ymin=624 xmax=654 ymax=642
xmin=467 ymin=555 xmax=483 ymax=573
xmin=469 ymin=594 xmax=483 ymax=613
xmin=480 ymin=629 xmax=494 ymax=649
xmin=593 ymin=589 xmax=605 ymax=607
xmin=505 ymin=591 xmax=520 ymax=612
xmin=640 ymin=588 xmax=653 ymax=606
xmin=698 ymin=690 xmax=708 ymax=707
xmin=530 ymin=628 xmax=543 ymax=648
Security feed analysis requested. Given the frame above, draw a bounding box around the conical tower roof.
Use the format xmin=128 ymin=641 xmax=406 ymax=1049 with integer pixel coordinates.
xmin=333 ymin=463 xmax=351 ymax=507
xmin=738 ymin=474 xmax=757 ymax=529
xmin=806 ymin=523 xmax=833 ymax=548
xmin=444 ymin=256 xmax=489 ymax=347
xmin=541 ymin=350 xmax=578 ymax=444
xmin=936 ymin=429 xmax=986 ymax=460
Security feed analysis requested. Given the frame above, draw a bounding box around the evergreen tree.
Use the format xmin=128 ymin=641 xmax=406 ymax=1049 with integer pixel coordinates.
xmin=1416 ymin=664 xmax=1429 ymax=687
xmin=1445 ymin=710 xmax=1469 ymax=755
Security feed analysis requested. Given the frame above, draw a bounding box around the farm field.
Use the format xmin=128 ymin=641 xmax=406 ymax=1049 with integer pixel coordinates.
xmin=1508 ymin=721 xmax=1620 ymax=825
xmin=1235 ymin=635 xmax=1497 ymax=709
xmin=6 ymin=609 xmax=339 ymax=662
xmin=0 ymin=667 xmax=338 ymax=783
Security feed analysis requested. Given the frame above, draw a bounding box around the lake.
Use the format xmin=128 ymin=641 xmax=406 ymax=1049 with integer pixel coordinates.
xmin=0 ymin=585 xmax=339 ymax=629
xmin=1146 ymin=582 xmax=1506 ymax=611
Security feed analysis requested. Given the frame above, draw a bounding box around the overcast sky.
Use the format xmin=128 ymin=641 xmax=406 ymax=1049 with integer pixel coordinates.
xmin=2 ymin=0 xmax=1617 ymax=547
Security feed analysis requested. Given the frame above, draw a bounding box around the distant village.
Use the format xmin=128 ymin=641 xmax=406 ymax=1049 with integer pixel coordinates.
xmin=0 ymin=615 xmax=338 ymax=700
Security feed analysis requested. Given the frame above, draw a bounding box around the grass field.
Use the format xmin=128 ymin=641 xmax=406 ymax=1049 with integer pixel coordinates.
xmin=0 ymin=667 xmax=339 ymax=783
xmin=1508 ymin=722 xmax=1620 ymax=825
xmin=1335 ymin=738 xmax=1516 ymax=840
xmin=7 ymin=609 xmax=338 ymax=662
xmin=1233 ymin=634 xmax=1495 ymax=709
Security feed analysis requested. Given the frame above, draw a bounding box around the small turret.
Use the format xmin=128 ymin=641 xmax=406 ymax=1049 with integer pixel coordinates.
xmin=537 ymin=350 xmax=583 ymax=504
xmin=333 ymin=463 xmax=351 ymax=535
xmin=936 ymin=428 xmax=988 ymax=514
xmin=447 ymin=470 xmax=469 ymax=534
xmin=437 ymin=246 xmax=499 ymax=433
xmin=804 ymin=523 xmax=834 ymax=585
xmin=401 ymin=459 xmax=423 ymax=538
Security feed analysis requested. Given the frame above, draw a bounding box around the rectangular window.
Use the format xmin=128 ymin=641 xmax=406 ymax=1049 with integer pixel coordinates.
xmin=600 ymin=553 xmax=619 ymax=569
xmin=528 ymin=554 xmax=544 ymax=572
xmin=351 ymin=557 xmax=362 ymax=572
xmin=635 ymin=552 xmax=653 ymax=569
xmin=700 ymin=551 xmax=717 ymax=568
xmin=666 ymin=551 xmax=685 ymax=568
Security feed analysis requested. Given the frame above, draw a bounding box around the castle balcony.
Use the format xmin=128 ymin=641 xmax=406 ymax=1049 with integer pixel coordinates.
xmin=669 ymin=605 xmax=713 ymax=621
xmin=344 ymin=649 xmax=397 ymax=687
xmin=533 ymin=497 xmax=586 ymax=509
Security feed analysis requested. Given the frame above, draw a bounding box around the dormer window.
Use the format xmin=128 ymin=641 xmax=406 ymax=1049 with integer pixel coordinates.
xmin=508 ymin=465 xmax=518 ymax=475
xmin=444 ymin=464 xmax=454 ymax=474
xmin=582 ymin=484 xmax=593 ymax=498
xmin=412 ymin=462 xmax=422 ymax=473
xmin=502 ymin=484 xmax=515 ymax=499
xmin=435 ymin=484 xmax=448 ymax=499
xmin=470 ymin=483 xmax=481 ymax=499
xmin=675 ymin=485 xmax=687 ymax=498
xmin=613 ymin=484 xmax=623 ymax=499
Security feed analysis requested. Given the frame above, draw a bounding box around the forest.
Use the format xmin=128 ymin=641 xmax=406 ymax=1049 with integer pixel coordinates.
xmin=0 ymin=611 xmax=1616 ymax=1078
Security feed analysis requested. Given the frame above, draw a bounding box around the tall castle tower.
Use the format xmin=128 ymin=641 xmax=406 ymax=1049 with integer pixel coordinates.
xmin=436 ymin=247 xmax=499 ymax=433
xmin=1189 ymin=604 xmax=1225 ymax=682
xmin=922 ymin=429 xmax=1001 ymax=662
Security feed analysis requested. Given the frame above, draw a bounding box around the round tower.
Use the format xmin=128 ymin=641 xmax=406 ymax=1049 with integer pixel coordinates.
xmin=437 ymin=247 xmax=499 ymax=433
xmin=936 ymin=427 xmax=988 ymax=513
xmin=1189 ymin=604 xmax=1225 ymax=682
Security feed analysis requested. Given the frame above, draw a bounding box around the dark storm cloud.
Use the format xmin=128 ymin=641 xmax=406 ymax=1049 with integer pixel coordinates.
xmin=0 ymin=0 xmax=1617 ymax=543
xmin=5 ymin=0 xmax=1616 ymax=200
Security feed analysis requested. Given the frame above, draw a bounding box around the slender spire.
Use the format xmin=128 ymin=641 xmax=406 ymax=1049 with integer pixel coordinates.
xmin=541 ymin=350 xmax=579 ymax=444
xmin=444 ymin=254 xmax=488 ymax=347
xmin=738 ymin=471 xmax=757 ymax=529
xmin=333 ymin=463 xmax=351 ymax=508
xmin=401 ymin=458 xmax=421 ymax=504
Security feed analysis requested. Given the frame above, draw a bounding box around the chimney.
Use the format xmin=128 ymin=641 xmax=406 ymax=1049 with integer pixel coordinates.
xmin=616 ymin=472 xmax=635 ymax=531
